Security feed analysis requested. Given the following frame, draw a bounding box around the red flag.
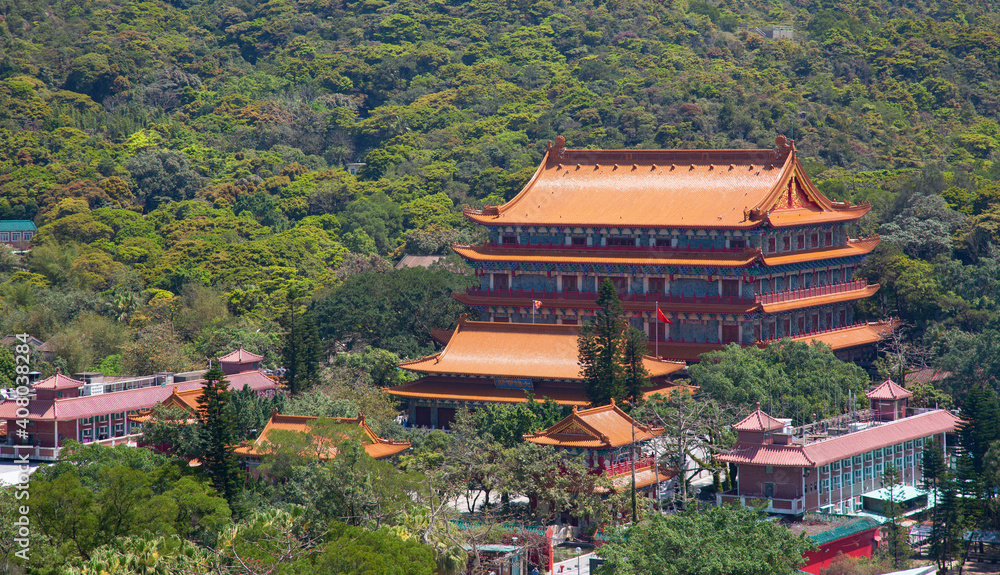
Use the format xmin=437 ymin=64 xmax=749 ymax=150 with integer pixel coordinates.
xmin=533 ymin=300 xmax=542 ymax=310
xmin=656 ymin=306 xmax=673 ymax=324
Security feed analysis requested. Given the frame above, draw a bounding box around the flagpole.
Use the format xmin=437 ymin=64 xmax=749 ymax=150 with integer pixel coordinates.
xmin=655 ymin=298 xmax=659 ymax=359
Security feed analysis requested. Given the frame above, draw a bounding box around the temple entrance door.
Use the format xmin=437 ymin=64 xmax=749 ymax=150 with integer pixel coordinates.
xmin=438 ymin=408 xmax=457 ymax=429
xmin=494 ymin=273 xmax=508 ymax=290
xmin=721 ymin=325 xmax=739 ymax=343
xmin=721 ymin=280 xmax=740 ymax=297
xmin=648 ymin=277 xmax=665 ymax=295
xmin=414 ymin=406 xmax=431 ymax=427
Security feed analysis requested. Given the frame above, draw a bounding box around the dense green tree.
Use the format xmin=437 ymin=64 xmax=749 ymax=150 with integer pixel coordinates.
xmin=579 ymin=279 xmax=627 ymax=406
xmin=622 ymin=327 xmax=651 ymax=406
xmin=312 ymin=267 xmax=472 ymax=357
xmin=197 ymin=366 xmax=241 ymax=504
xmin=229 ymin=383 xmax=286 ymax=441
xmin=281 ymin=308 xmax=322 ymax=395
xmin=597 ymin=504 xmax=813 ymax=575
xmin=0 ymin=347 xmax=15 ymax=388
xmin=126 ymin=150 xmax=204 ymax=213
xmin=467 ymin=395 xmax=564 ymax=448
xmin=315 ymin=522 xmax=437 ymax=575
xmin=689 ymin=340 xmax=870 ymax=423
xmin=879 ymin=464 xmax=911 ymax=570
xmin=958 ymin=385 xmax=1000 ymax=475
xmin=921 ymin=439 xmax=964 ymax=572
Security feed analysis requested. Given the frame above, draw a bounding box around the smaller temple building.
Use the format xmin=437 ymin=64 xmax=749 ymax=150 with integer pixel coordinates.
xmin=524 ymin=401 xmax=676 ymax=498
xmin=386 ymin=316 xmax=686 ymax=428
xmin=236 ymin=411 xmax=410 ymax=477
xmin=0 ymin=348 xmax=277 ymax=460
xmin=715 ymin=379 xmax=962 ymax=516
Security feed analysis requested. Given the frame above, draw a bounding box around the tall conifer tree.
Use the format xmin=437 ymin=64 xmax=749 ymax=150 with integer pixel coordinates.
xmin=282 ymin=309 xmax=323 ymax=395
xmin=197 ymin=365 xmax=240 ymax=504
xmin=579 ymin=279 xmax=627 ymax=406
xmin=623 ymin=327 xmax=651 ymax=406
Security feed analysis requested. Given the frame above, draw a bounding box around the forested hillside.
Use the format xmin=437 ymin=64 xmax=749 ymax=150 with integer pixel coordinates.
xmin=1 ymin=0 xmax=1000 ymax=388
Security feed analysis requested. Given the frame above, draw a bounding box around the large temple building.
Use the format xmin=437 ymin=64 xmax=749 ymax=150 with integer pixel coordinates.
xmin=453 ymin=135 xmax=889 ymax=361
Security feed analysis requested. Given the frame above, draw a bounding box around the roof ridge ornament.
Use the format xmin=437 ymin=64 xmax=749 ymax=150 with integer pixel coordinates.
xmin=547 ymin=135 xmax=567 ymax=160
xmin=773 ymin=134 xmax=794 ymax=161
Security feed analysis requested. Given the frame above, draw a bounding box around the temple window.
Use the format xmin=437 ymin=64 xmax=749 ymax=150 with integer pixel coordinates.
xmin=571 ymin=236 xmax=586 ymax=246
xmin=796 ymin=234 xmax=805 ymax=250
xmin=824 ymin=231 xmax=833 ymax=246
xmin=810 ymin=233 xmax=819 ymax=247
xmin=502 ymin=235 xmax=517 ymax=245
xmin=782 ymin=236 xmax=791 ymax=251
xmin=730 ymin=237 xmax=746 ymax=249
xmin=655 ymin=237 xmax=672 ymax=248
xmin=606 ymin=237 xmax=632 ymax=246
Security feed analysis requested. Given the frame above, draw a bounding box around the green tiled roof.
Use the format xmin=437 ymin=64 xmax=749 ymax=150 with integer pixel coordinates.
xmin=0 ymin=220 xmax=37 ymax=232
xmin=810 ymin=517 xmax=882 ymax=546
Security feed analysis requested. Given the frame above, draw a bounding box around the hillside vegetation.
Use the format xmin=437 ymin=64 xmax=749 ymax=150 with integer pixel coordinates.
xmin=0 ymin=0 xmax=999 ymax=390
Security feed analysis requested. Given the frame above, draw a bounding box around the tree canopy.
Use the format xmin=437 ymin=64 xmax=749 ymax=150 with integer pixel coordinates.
xmin=597 ymin=504 xmax=814 ymax=575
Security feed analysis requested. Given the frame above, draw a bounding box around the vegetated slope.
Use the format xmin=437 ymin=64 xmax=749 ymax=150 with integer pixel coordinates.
xmin=0 ymin=0 xmax=999 ymax=379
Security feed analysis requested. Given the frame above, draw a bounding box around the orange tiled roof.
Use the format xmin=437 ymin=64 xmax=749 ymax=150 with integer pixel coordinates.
xmin=523 ymin=400 xmax=664 ymax=449
xmin=463 ymin=136 xmax=870 ymax=230
xmin=34 ymin=374 xmax=85 ymax=390
xmin=384 ymin=377 xmax=681 ymax=407
xmin=218 ymin=348 xmax=263 ymax=363
xmin=733 ymin=404 xmax=786 ymax=431
xmin=760 ymin=284 xmax=879 ymax=314
xmin=791 ymin=321 xmax=894 ymax=350
xmin=866 ymin=379 xmax=913 ymax=400
xmin=234 ymin=412 xmax=410 ymax=460
xmin=452 ymin=245 xmax=760 ymax=268
xmin=761 ymin=237 xmax=880 ymax=267
xmin=128 ymin=387 xmax=211 ymax=423
xmin=399 ymin=317 xmax=686 ymax=381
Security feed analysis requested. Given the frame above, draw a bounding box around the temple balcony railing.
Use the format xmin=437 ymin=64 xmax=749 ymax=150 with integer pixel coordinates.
xmin=601 ymin=456 xmax=655 ymax=478
xmin=716 ymin=489 xmax=806 ymax=515
xmin=757 ymin=320 xmax=869 ymax=344
xmin=755 ymin=280 xmax=869 ymax=305
xmin=481 ymin=241 xmax=752 ymax=254
xmin=463 ymin=287 xmax=756 ymax=307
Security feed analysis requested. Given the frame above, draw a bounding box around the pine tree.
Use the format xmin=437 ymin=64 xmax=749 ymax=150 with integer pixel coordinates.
xmin=959 ymin=385 xmax=1000 ymax=475
xmin=880 ymin=463 xmax=912 ymax=569
xmin=579 ymin=279 xmax=626 ymax=406
xmin=282 ymin=309 xmax=323 ymax=395
xmin=922 ymin=438 xmax=962 ymax=572
xmin=622 ymin=326 xmax=651 ymax=406
xmin=197 ymin=365 xmax=241 ymax=504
